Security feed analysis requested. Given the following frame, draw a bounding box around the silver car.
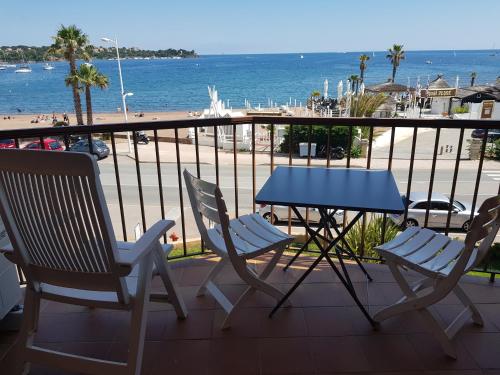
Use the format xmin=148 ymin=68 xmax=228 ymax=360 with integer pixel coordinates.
xmin=259 ymin=204 xmax=344 ymax=227
xmin=389 ymin=192 xmax=476 ymax=231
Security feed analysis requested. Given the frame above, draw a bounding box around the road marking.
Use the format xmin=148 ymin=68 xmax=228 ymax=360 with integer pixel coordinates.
xmin=482 ymin=171 xmax=500 ymax=181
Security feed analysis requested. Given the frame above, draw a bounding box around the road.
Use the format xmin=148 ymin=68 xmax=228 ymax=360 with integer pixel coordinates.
xmin=97 ymin=156 xmax=500 ymax=241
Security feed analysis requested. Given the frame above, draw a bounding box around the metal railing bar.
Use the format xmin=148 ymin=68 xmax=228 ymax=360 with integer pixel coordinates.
xmin=174 ymin=128 xmax=187 ymax=255
xmin=132 ymin=131 xmax=147 ymax=233
xmin=402 ymin=127 xmax=418 ymax=224
xmin=153 ymin=130 xmax=167 ymax=243
xmin=381 ymin=126 xmax=396 ymax=244
xmin=424 ymin=128 xmax=442 ymax=228
xmin=110 ymin=133 xmax=127 ymax=241
xmin=469 ymin=129 xmax=489 ymax=221
xmin=194 ymin=127 xmax=201 ymax=179
xmin=288 ymin=124 xmax=293 ymax=235
xmin=233 ymin=123 xmax=239 ymax=218
xmin=445 ymin=127 xmax=465 ymax=235
xmin=214 ymin=125 xmax=220 ymax=186
xmin=252 ymin=120 xmax=256 ymax=213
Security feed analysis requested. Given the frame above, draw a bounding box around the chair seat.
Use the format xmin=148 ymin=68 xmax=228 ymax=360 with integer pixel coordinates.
xmin=375 ymin=227 xmax=478 ymax=278
xmin=39 ymin=243 xmax=174 ymax=308
xmin=207 ymin=213 xmax=293 ymax=259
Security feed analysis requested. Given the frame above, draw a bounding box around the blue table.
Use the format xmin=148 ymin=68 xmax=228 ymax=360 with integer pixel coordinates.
xmin=255 ymin=166 xmax=405 ymax=325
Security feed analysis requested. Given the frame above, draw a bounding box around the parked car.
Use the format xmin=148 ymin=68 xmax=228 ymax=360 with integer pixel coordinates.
xmin=389 ymin=192 xmax=476 ymax=231
xmin=69 ymin=139 xmax=110 ymax=160
xmin=0 ymin=139 xmax=16 ymax=149
xmin=259 ymin=204 xmax=344 ymax=226
xmin=23 ymin=138 xmax=63 ymax=151
xmin=471 ymin=129 xmax=500 ymax=142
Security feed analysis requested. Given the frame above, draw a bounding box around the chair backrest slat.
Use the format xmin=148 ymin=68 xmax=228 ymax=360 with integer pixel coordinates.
xmin=0 ymin=150 xmax=126 ymax=296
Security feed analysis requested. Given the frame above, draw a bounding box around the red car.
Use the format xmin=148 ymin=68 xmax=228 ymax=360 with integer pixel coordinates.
xmin=0 ymin=139 xmax=16 ymax=149
xmin=23 ymin=138 xmax=64 ymax=151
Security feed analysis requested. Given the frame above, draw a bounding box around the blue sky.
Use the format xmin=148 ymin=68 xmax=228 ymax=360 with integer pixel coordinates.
xmin=1 ymin=0 xmax=499 ymax=54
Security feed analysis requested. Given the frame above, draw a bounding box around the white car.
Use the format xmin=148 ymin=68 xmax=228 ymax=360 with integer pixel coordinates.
xmin=389 ymin=192 xmax=476 ymax=231
xmin=259 ymin=204 xmax=344 ymax=227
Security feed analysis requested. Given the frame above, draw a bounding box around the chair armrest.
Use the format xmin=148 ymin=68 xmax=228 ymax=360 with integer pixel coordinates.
xmin=117 ymin=220 xmax=175 ymax=272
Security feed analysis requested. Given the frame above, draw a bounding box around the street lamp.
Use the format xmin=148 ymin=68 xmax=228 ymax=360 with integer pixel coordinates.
xmin=101 ymin=37 xmax=133 ymax=152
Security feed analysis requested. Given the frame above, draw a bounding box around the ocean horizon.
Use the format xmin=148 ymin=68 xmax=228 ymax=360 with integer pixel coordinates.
xmin=0 ymin=49 xmax=498 ymax=115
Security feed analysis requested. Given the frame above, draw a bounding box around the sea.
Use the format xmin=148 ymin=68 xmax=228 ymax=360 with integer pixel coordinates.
xmin=0 ymin=50 xmax=498 ymax=115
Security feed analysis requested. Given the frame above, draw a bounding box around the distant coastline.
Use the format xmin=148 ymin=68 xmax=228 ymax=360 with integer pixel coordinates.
xmin=0 ymin=45 xmax=198 ymax=63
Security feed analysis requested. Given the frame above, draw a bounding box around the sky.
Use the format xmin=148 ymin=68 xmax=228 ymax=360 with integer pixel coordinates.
xmin=1 ymin=0 xmax=499 ymax=54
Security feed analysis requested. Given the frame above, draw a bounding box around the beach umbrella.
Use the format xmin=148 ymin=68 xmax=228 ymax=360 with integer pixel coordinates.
xmin=359 ymin=82 xmax=365 ymax=95
xmin=455 ymin=75 xmax=460 ymax=89
xmin=337 ymin=80 xmax=343 ymax=102
xmin=324 ymin=79 xmax=329 ymax=98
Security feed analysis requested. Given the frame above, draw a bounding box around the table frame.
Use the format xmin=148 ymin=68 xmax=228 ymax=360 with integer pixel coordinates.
xmin=269 ymin=206 xmax=376 ymax=326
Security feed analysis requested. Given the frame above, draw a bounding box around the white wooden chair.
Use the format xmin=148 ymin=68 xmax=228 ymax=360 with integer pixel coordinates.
xmin=374 ymin=195 xmax=500 ymax=358
xmin=0 ymin=149 xmax=187 ymax=375
xmin=183 ymin=170 xmax=294 ymax=329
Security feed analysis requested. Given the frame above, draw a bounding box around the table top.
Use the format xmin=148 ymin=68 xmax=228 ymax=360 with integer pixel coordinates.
xmin=255 ymin=166 xmax=405 ymax=214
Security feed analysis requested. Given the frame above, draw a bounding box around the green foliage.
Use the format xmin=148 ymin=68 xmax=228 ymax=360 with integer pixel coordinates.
xmin=453 ymin=105 xmax=469 ymax=114
xmin=492 ymin=139 xmax=500 ymax=160
xmin=279 ymin=125 xmax=353 ymax=154
xmin=350 ymin=93 xmax=387 ymax=117
xmin=350 ymin=145 xmax=362 ymax=158
xmin=345 ymin=214 xmax=400 ymax=259
xmin=0 ymin=45 xmax=197 ymax=63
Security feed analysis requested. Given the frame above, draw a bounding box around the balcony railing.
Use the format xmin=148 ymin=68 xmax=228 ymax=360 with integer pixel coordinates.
xmin=0 ymin=116 xmax=499 ymax=280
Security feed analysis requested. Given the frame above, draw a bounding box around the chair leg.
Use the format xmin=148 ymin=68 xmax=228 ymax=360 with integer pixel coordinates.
xmin=453 ymin=284 xmax=483 ymax=326
xmin=196 ymin=257 xmax=228 ymax=297
xmin=154 ymin=243 xmax=188 ymax=319
xmin=18 ymin=287 xmax=41 ymax=375
xmin=259 ymin=248 xmax=285 ymax=280
xmin=127 ymin=254 xmax=154 ymax=375
xmin=419 ymin=308 xmax=457 ymax=359
xmin=220 ymin=286 xmax=255 ymax=330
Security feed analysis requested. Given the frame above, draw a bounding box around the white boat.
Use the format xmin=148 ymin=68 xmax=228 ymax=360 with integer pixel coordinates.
xmin=43 ymin=63 xmax=55 ymax=70
xmin=425 ymin=60 xmax=432 ymax=64
xmin=15 ymin=65 xmax=32 ymax=73
xmin=300 ymin=54 xmax=304 ymax=59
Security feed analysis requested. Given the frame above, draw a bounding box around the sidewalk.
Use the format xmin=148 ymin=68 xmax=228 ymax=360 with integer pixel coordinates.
xmin=113 ymin=137 xmax=500 ymax=171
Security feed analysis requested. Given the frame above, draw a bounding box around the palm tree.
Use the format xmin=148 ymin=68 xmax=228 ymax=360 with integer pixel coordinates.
xmin=66 ymin=64 xmax=108 ymax=125
xmin=48 ymin=25 xmax=92 ymax=125
xmin=359 ymin=54 xmax=370 ymax=83
xmin=386 ymin=44 xmax=405 ymax=83
xmin=349 ymin=75 xmax=360 ymax=93
xmin=470 ymin=72 xmax=477 ymax=87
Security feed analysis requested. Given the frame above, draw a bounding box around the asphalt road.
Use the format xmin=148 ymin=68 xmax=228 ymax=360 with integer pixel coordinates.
xmin=97 ymin=157 xmax=500 ymax=241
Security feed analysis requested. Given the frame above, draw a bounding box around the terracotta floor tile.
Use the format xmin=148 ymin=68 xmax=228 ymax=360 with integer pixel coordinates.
xmin=407 ymin=333 xmax=479 ymax=370
xmin=460 ymin=332 xmax=500 ymax=369
xmin=304 ymin=306 xmax=372 ymax=337
xmin=357 ymin=334 xmax=424 ymax=371
xmin=208 ymin=338 xmax=260 ymax=375
xmin=309 ymin=336 xmax=371 ymax=373
xmin=259 ymin=337 xmax=314 ymax=374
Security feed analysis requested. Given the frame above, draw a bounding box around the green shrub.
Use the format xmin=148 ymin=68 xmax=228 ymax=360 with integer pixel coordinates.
xmin=345 ymin=214 xmax=400 ymax=259
xmin=453 ymin=105 xmax=469 ymax=114
xmin=350 ymin=145 xmax=361 ymax=158
xmin=494 ymin=139 xmax=500 ymax=160
xmin=279 ymin=125 xmax=355 ymax=154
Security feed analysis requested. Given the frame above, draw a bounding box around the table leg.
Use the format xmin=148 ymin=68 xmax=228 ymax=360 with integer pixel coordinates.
xmin=270 ymin=208 xmax=376 ymax=326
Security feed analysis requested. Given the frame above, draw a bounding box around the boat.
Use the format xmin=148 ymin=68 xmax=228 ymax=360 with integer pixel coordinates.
xmin=425 ymin=60 xmax=432 ymax=64
xmin=300 ymin=54 xmax=304 ymax=59
xmin=15 ymin=65 xmax=32 ymax=73
xmin=0 ymin=66 xmax=6 ymax=71
xmin=43 ymin=63 xmax=55 ymax=70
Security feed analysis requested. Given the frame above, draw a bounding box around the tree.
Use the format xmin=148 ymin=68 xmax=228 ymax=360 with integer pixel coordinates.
xmin=470 ymin=72 xmax=477 ymax=87
xmin=66 ymin=64 xmax=108 ymax=125
xmin=48 ymin=25 xmax=92 ymax=125
xmin=386 ymin=44 xmax=405 ymax=82
xmin=350 ymin=93 xmax=387 ymax=118
xmin=349 ymin=75 xmax=360 ymax=93
xmin=359 ymin=54 xmax=370 ymax=83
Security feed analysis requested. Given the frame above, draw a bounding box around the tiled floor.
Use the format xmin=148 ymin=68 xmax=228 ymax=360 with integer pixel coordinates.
xmin=2 ymin=253 xmax=500 ymax=374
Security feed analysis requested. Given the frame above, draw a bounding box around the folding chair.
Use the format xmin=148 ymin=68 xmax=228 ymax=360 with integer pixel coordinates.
xmin=374 ymin=195 xmax=500 ymax=358
xmin=0 ymin=149 xmax=187 ymax=374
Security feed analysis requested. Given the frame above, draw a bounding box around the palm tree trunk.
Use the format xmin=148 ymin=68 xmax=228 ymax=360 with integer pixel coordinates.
xmin=360 ymin=69 xmax=364 ymax=83
xmin=69 ymin=55 xmax=84 ymax=125
xmin=470 ymin=77 xmax=475 ymax=87
xmin=85 ymin=85 xmax=93 ymax=126
xmin=392 ymin=64 xmax=397 ymax=82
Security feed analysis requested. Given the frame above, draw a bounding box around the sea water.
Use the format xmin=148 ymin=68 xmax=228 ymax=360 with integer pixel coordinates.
xmin=0 ymin=50 xmax=498 ymax=114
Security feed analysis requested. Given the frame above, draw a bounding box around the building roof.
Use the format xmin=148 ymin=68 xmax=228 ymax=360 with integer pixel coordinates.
xmin=456 ymin=85 xmax=500 ymax=101
xmin=366 ymin=80 xmax=413 ymax=93
xmin=428 ymin=75 xmax=451 ymax=89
